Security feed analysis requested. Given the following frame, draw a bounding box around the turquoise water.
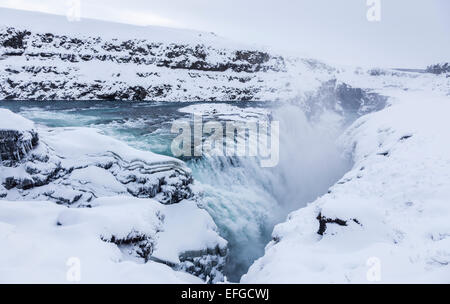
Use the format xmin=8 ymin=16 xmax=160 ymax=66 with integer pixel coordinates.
xmin=0 ymin=101 xmax=351 ymax=282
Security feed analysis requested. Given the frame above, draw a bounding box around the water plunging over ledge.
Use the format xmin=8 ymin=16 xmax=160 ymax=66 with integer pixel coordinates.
xmin=0 ymin=100 xmax=354 ymax=282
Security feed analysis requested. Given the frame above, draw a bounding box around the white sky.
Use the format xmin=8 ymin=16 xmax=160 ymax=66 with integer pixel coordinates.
xmin=0 ymin=0 xmax=448 ymax=68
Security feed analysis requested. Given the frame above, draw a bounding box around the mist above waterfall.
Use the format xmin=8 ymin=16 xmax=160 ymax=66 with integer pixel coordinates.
xmin=269 ymin=104 xmax=352 ymax=213
xmin=186 ymin=102 xmax=352 ymax=281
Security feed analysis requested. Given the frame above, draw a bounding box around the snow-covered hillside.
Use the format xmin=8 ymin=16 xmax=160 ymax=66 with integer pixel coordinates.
xmin=0 ymin=8 xmax=325 ymax=101
xmin=242 ymin=90 xmax=450 ymax=283
xmin=2 ymin=9 xmax=445 ymax=104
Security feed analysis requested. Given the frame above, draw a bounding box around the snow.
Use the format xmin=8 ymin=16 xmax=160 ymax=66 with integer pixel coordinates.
xmin=1 ymin=7 xmax=449 ymax=284
xmin=0 ymin=8 xmax=245 ymax=48
xmin=0 ymin=125 xmax=192 ymax=205
xmin=0 ymin=196 xmax=226 ymax=283
xmin=0 ymin=108 xmax=35 ymax=131
xmin=242 ymin=90 xmax=450 ymax=283
xmin=0 ymin=9 xmax=334 ymax=102
xmin=67 ymin=166 xmax=128 ymax=195
xmin=41 ymin=127 xmax=177 ymax=165
xmin=153 ymin=199 xmax=227 ymax=264
xmin=178 ymin=103 xmax=270 ymax=122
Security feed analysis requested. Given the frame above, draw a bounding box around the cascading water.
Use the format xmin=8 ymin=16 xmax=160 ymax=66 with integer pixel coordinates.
xmin=1 ymin=100 xmax=352 ymax=283
xmin=187 ymin=103 xmax=352 ymax=281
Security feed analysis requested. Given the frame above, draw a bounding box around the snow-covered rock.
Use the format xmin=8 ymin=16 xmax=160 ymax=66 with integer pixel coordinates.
xmin=178 ymin=103 xmax=271 ymax=122
xmin=0 ymin=8 xmax=305 ymax=102
xmin=426 ymin=62 xmax=450 ymax=75
xmin=0 ymin=108 xmax=38 ymax=162
xmin=0 ymin=196 xmax=226 ymax=283
xmin=2 ymin=9 xmax=445 ymax=105
xmin=1 ymin=125 xmax=193 ymax=205
xmin=242 ymin=90 xmax=450 ymax=283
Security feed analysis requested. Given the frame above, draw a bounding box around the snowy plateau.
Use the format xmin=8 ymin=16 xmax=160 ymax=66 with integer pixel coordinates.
xmin=0 ymin=8 xmax=450 ymax=284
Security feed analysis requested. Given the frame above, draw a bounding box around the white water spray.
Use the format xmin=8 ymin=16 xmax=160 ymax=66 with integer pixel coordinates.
xmin=189 ymin=103 xmax=351 ymax=281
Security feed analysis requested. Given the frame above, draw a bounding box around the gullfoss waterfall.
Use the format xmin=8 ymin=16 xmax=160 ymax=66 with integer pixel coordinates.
xmin=1 ymin=100 xmax=354 ymax=282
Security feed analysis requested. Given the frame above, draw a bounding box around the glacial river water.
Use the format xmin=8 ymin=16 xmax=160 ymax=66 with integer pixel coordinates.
xmin=1 ymin=101 xmax=351 ymax=282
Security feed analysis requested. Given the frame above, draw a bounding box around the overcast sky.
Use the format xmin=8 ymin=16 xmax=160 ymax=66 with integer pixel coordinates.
xmin=0 ymin=0 xmax=448 ymax=68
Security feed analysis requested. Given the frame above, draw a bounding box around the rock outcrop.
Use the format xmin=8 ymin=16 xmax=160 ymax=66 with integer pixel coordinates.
xmin=0 ymin=109 xmax=39 ymax=163
xmin=426 ymin=62 xmax=450 ymax=75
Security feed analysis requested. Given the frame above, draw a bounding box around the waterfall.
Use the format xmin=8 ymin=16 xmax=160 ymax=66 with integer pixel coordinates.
xmin=188 ymin=103 xmax=352 ymax=282
xmin=6 ymin=101 xmax=353 ymax=282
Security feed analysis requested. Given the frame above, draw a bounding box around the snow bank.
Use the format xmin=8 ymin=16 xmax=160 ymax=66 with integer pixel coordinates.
xmin=242 ymin=91 xmax=450 ymax=283
xmin=178 ymin=103 xmax=270 ymax=122
xmin=153 ymin=200 xmax=227 ymax=264
xmin=0 ymin=197 xmax=226 ymax=283
xmin=0 ymin=108 xmax=35 ymax=131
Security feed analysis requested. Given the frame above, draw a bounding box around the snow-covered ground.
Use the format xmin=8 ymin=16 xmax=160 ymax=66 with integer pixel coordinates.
xmin=0 ymin=197 xmax=224 ymax=283
xmin=242 ymin=89 xmax=450 ymax=283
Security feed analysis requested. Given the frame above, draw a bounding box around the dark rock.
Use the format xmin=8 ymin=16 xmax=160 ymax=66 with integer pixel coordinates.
xmin=316 ymin=212 xmax=348 ymax=235
xmin=426 ymin=63 xmax=450 ymax=75
xmin=1 ymin=28 xmax=30 ymax=49
xmin=0 ymin=129 xmax=39 ymax=162
xmin=101 ymin=230 xmax=156 ymax=261
xmin=316 ymin=213 xmax=362 ymax=236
